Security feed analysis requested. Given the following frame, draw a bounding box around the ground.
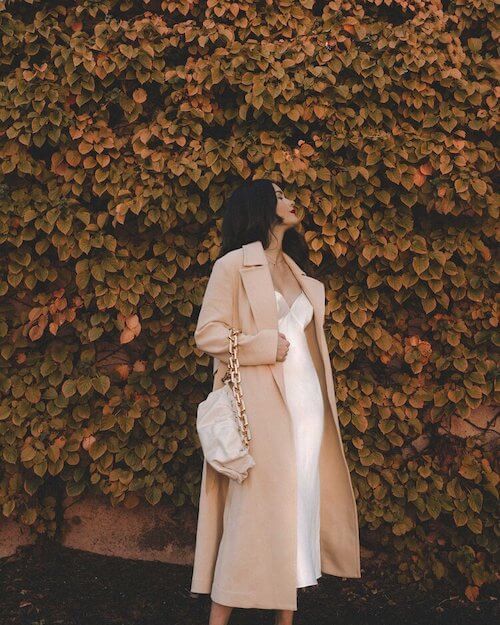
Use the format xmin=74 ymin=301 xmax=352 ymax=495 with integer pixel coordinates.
xmin=0 ymin=541 xmax=497 ymax=625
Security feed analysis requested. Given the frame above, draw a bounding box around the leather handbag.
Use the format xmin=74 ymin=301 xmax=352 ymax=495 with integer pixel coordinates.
xmin=196 ymin=327 xmax=255 ymax=483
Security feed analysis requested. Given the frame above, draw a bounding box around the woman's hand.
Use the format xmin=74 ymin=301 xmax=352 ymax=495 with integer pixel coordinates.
xmin=276 ymin=332 xmax=290 ymax=361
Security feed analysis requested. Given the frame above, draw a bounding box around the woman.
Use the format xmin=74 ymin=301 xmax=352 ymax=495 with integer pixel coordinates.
xmin=190 ymin=179 xmax=361 ymax=625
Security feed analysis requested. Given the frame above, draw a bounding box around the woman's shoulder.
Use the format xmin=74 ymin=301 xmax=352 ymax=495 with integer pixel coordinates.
xmin=212 ymin=248 xmax=244 ymax=272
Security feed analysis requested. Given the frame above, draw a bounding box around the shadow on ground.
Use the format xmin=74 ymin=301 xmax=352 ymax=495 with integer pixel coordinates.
xmin=0 ymin=542 xmax=497 ymax=625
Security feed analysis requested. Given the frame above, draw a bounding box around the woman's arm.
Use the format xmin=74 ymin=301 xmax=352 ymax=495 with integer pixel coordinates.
xmin=194 ymin=257 xmax=279 ymax=366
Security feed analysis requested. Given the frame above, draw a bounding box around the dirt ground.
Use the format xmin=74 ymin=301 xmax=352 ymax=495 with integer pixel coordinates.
xmin=0 ymin=541 xmax=497 ymax=625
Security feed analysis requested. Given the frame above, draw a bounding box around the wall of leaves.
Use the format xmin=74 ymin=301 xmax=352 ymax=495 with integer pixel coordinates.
xmin=0 ymin=0 xmax=498 ymax=598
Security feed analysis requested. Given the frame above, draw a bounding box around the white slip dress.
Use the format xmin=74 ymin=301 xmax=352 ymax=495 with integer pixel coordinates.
xmin=274 ymin=289 xmax=324 ymax=588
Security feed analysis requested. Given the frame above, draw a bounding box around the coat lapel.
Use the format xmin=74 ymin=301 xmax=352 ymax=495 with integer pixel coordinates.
xmin=238 ymin=240 xmax=325 ymax=409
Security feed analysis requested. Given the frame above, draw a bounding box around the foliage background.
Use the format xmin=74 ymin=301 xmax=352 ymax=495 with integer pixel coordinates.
xmin=0 ymin=0 xmax=498 ymax=600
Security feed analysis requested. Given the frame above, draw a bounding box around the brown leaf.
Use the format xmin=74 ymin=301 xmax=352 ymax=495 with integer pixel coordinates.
xmin=120 ymin=328 xmax=135 ymax=344
xmin=413 ymin=170 xmax=426 ymax=187
xmin=82 ymin=435 xmax=96 ymax=451
xmin=133 ymin=88 xmax=147 ymax=103
xmin=465 ymin=585 xmax=479 ymax=602
xmin=28 ymin=325 xmax=43 ymax=341
xmin=115 ymin=364 xmax=130 ymax=380
xmin=125 ymin=314 xmax=140 ymax=331
xmin=66 ymin=150 xmax=81 ymax=167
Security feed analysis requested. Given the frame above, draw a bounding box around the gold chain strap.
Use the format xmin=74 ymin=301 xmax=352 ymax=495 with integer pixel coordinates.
xmin=221 ymin=327 xmax=252 ymax=447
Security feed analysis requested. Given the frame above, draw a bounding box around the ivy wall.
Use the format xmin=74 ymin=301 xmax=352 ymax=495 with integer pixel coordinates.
xmin=0 ymin=0 xmax=498 ymax=599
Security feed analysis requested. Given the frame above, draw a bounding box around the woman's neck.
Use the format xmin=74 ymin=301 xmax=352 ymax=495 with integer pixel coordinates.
xmin=264 ymin=246 xmax=285 ymax=265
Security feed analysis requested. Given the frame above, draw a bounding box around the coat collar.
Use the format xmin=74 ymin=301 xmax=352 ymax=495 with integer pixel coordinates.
xmin=239 ymin=240 xmax=325 ymax=407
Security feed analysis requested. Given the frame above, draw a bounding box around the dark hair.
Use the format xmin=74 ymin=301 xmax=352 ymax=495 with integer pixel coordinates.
xmin=216 ymin=178 xmax=311 ymax=271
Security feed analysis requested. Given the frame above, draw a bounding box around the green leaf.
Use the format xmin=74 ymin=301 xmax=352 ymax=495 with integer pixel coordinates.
xmin=62 ymin=380 xmax=76 ymax=398
xmin=401 ymin=193 xmax=417 ymax=208
xmin=33 ymin=460 xmax=47 ymax=477
xmin=21 ymin=446 xmax=36 ymax=462
xmin=92 ymin=375 xmax=110 ymax=395
xmin=467 ymin=489 xmax=483 ymax=513
xmin=352 ymin=413 xmax=368 ymax=432
xmin=432 ymin=560 xmax=446 ymax=579
xmin=145 ymin=486 xmax=162 ymax=506
xmin=76 ymin=377 xmax=93 ymax=396
xmin=88 ymin=439 xmax=107 ymax=460
xmin=3 ymin=447 xmax=18 ymax=463
xmin=454 ymin=511 xmax=469 ymax=530
xmin=66 ymin=481 xmax=86 ymax=497
xmin=466 ymin=515 xmax=483 ymax=534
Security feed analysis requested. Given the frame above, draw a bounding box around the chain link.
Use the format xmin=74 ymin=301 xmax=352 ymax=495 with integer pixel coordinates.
xmin=221 ymin=327 xmax=252 ymax=447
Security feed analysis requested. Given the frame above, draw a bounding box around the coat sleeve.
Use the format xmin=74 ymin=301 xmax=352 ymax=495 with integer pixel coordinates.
xmin=194 ymin=257 xmax=279 ymax=366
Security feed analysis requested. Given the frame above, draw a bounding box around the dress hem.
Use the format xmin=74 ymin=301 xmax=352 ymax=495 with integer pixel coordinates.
xmin=210 ymin=585 xmax=298 ymax=611
xmin=297 ymin=573 xmax=322 ymax=589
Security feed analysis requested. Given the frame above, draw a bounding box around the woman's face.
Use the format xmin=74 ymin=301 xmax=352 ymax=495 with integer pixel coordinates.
xmin=272 ymin=183 xmax=300 ymax=228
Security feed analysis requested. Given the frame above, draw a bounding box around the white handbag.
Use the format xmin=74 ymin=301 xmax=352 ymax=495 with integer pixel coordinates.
xmin=196 ymin=327 xmax=255 ymax=483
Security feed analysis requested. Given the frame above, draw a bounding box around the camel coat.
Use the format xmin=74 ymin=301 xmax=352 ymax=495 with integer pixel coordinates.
xmin=190 ymin=240 xmax=361 ymax=611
